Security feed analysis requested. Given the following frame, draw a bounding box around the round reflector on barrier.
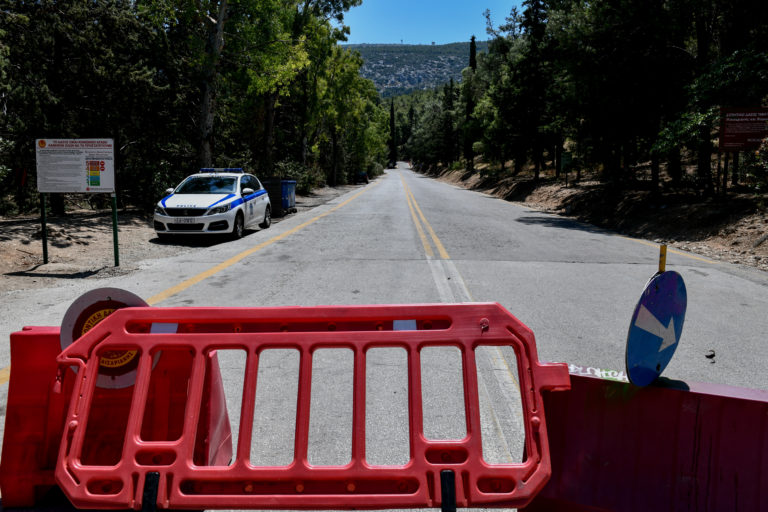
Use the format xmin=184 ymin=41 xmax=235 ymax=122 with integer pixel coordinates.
xmin=61 ymin=288 xmax=154 ymax=388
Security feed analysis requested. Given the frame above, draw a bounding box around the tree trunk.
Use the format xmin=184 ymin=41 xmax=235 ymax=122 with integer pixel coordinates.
xmin=263 ymin=92 xmax=277 ymax=173
xmin=668 ymin=148 xmax=682 ymax=184
xmin=199 ymin=79 xmax=214 ymax=168
xmin=694 ymin=1 xmax=713 ymax=193
xmin=720 ymin=151 xmax=727 ymax=196
xmin=15 ymin=168 xmax=27 ymax=212
xmin=697 ymin=124 xmax=713 ymax=193
xmin=330 ymin=125 xmax=338 ymax=187
xmin=464 ymin=77 xmax=475 ymax=173
xmin=622 ymin=141 xmax=632 ymax=181
xmin=50 ymin=194 xmax=66 ymax=216
xmin=197 ymin=0 xmax=229 ymax=168
xmin=732 ymin=151 xmax=740 ymax=186
xmin=293 ymin=71 xmax=310 ymax=166
xmin=514 ymin=150 xmax=524 ymax=175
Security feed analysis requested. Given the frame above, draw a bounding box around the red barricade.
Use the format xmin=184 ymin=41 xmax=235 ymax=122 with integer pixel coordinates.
xmin=0 ymin=323 xmax=232 ymax=507
xmin=54 ymin=303 xmax=570 ymax=510
xmin=522 ymin=369 xmax=768 ymax=511
xmin=0 ymin=326 xmax=65 ymax=506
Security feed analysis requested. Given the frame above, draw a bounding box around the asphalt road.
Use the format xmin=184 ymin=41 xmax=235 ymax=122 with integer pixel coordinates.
xmin=1 ymin=162 xmax=767 ymax=508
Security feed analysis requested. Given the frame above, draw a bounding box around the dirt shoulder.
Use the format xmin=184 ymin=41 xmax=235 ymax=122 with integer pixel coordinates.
xmin=434 ymin=167 xmax=768 ymax=272
xmin=0 ymin=185 xmax=362 ymax=293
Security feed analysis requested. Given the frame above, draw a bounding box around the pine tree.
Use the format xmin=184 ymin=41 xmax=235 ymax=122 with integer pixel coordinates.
xmin=469 ymin=35 xmax=477 ymax=71
xmin=463 ymin=35 xmax=478 ymax=172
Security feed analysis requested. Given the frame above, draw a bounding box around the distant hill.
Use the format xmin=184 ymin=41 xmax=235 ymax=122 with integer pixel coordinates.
xmin=344 ymin=41 xmax=489 ymax=98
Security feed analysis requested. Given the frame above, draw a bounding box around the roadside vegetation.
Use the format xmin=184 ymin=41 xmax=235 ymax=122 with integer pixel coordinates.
xmin=1 ymin=0 xmax=767 ymax=234
xmin=0 ymin=0 xmax=388 ymax=215
xmin=394 ymin=0 xmax=768 ymax=203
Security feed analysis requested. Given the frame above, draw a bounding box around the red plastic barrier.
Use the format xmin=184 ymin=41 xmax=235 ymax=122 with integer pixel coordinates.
xmin=0 ymin=325 xmax=232 ymax=507
xmin=0 ymin=326 xmax=66 ymax=506
xmin=54 ymin=303 xmax=570 ymax=510
xmin=522 ymin=367 xmax=768 ymax=511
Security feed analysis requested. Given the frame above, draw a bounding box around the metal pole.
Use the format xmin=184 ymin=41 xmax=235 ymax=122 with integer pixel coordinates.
xmin=41 ymin=193 xmax=48 ymax=264
xmin=658 ymin=244 xmax=667 ymax=274
xmin=111 ymin=193 xmax=119 ymax=267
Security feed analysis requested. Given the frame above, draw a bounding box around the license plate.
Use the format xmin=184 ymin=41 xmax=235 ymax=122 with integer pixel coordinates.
xmin=173 ymin=218 xmax=198 ymax=224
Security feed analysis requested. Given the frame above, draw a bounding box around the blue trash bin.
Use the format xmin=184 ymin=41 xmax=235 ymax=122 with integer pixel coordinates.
xmin=281 ymin=180 xmax=296 ymax=212
xmin=263 ymin=179 xmax=297 ymax=217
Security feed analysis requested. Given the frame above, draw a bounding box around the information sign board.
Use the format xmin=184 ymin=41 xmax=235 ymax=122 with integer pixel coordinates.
xmin=35 ymin=139 xmax=115 ymax=193
xmin=719 ymin=108 xmax=768 ymax=151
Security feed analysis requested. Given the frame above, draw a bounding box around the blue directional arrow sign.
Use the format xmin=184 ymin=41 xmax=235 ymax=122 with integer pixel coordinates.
xmin=626 ymin=271 xmax=687 ymax=386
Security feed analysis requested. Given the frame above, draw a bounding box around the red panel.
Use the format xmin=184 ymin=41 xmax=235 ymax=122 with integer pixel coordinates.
xmin=0 ymin=327 xmax=67 ymax=506
xmin=0 ymin=327 xmax=232 ymax=507
xmin=53 ymin=303 xmax=570 ymax=510
xmin=523 ymin=372 xmax=768 ymax=511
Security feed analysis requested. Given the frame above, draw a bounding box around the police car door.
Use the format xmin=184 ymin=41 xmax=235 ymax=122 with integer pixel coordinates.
xmin=254 ymin=176 xmax=268 ymax=220
xmin=242 ymin=176 xmax=255 ymax=226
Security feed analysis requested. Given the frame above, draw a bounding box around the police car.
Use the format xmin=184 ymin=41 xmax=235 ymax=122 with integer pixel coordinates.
xmin=153 ymin=168 xmax=271 ymax=239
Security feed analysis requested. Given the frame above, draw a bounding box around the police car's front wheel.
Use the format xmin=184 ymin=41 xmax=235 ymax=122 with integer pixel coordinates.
xmin=232 ymin=212 xmax=245 ymax=239
xmin=259 ymin=206 xmax=271 ymax=229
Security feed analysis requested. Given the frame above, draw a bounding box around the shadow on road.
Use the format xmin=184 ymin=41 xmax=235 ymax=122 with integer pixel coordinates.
xmin=4 ymin=265 xmax=104 ymax=279
xmin=149 ymin=234 xmax=233 ymax=247
xmin=515 ymin=215 xmax=609 ymax=234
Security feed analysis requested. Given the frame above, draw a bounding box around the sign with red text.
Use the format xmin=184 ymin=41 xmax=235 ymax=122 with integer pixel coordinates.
xmin=720 ymin=108 xmax=768 ymax=151
xmin=35 ymin=139 xmax=115 ymax=193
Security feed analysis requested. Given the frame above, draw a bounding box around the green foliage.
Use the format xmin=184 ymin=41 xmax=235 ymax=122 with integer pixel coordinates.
xmin=314 ymin=45 xmax=387 ymax=185
xmin=0 ymin=0 xmax=384 ymax=215
xmin=653 ymin=108 xmax=719 ymax=156
xmin=744 ymin=139 xmax=768 ymax=192
xmin=274 ymin=160 xmax=324 ymax=195
xmin=393 ymin=0 xmax=768 ymax=194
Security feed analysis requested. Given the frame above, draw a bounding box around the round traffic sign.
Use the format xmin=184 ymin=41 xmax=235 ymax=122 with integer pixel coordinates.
xmin=626 ymin=271 xmax=687 ymax=386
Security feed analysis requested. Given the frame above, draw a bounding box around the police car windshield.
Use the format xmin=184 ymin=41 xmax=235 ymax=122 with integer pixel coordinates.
xmin=176 ymin=176 xmax=237 ymax=194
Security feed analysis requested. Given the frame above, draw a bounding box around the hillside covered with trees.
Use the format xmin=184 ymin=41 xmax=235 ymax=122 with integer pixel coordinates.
xmin=345 ymin=41 xmax=489 ymax=97
xmin=0 ymin=0 xmax=388 ymax=215
xmin=394 ymin=0 xmax=768 ymax=198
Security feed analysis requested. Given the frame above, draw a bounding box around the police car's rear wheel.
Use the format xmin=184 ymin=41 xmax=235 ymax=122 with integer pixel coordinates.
xmin=259 ymin=205 xmax=271 ymax=229
xmin=232 ymin=212 xmax=244 ymax=239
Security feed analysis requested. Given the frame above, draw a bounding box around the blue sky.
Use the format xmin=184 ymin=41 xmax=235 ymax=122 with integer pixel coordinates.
xmin=342 ymin=1 xmax=520 ymax=45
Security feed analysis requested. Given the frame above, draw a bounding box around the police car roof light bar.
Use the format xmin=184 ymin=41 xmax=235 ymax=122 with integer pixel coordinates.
xmin=199 ymin=168 xmax=244 ymax=174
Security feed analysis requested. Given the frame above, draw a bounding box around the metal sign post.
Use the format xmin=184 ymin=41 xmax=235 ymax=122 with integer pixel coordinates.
xmin=111 ymin=193 xmax=119 ymax=267
xmin=40 ymin=194 xmax=48 ymax=264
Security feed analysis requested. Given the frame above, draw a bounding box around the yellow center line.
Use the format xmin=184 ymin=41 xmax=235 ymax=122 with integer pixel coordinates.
xmin=620 ymin=236 xmax=718 ymax=264
xmin=399 ymin=172 xmax=525 ymax=411
xmin=148 ymin=183 xmax=377 ymax=305
xmin=400 ymin=175 xmax=450 ymax=260
xmin=403 ymin=184 xmax=434 ymax=258
xmin=410 ymin=188 xmax=451 ymax=260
